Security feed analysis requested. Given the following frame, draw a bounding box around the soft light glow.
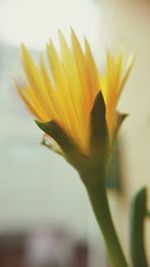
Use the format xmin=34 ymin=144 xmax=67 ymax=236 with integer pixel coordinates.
xmin=0 ymin=0 xmax=100 ymax=50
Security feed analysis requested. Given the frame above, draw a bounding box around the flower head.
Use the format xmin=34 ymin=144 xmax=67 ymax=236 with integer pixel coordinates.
xmin=16 ymin=30 xmax=133 ymax=162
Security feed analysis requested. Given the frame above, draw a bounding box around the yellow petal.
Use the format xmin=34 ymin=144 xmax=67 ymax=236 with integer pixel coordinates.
xmin=71 ymin=29 xmax=91 ymax=117
xmin=47 ymin=40 xmax=74 ymax=131
xmin=120 ymin=54 xmax=135 ymax=92
xmin=58 ymin=30 xmax=87 ymax=143
xmin=21 ymin=45 xmax=54 ymax=119
xmin=84 ymin=37 xmax=100 ymax=106
xmin=39 ymin=55 xmax=61 ymax=121
xmin=15 ymin=82 xmax=47 ymax=120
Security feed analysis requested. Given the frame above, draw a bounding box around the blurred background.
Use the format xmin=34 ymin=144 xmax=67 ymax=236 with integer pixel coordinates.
xmin=0 ymin=0 xmax=150 ymax=266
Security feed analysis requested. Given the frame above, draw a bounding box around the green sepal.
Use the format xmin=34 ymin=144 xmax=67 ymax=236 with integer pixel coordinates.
xmin=130 ymin=187 xmax=148 ymax=267
xmin=90 ymin=91 xmax=109 ymax=158
xmin=117 ymin=112 xmax=128 ymax=128
xmin=35 ymin=120 xmax=83 ymax=167
xmin=114 ymin=112 xmax=128 ymax=139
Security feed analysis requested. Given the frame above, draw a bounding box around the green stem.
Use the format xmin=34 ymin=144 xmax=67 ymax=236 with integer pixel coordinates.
xmin=84 ymin=178 xmax=129 ymax=267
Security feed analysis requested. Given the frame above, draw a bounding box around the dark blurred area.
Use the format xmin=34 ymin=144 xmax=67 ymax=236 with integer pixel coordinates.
xmin=0 ymin=228 xmax=88 ymax=267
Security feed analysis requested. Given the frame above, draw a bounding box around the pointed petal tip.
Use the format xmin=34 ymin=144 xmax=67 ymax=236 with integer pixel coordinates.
xmin=128 ymin=52 xmax=136 ymax=66
xmin=20 ymin=43 xmax=32 ymax=62
xmin=70 ymin=27 xmax=77 ymax=39
xmin=70 ymin=26 xmax=74 ymax=33
xmin=20 ymin=43 xmax=26 ymax=57
xmin=20 ymin=43 xmax=28 ymax=55
xmin=46 ymin=41 xmax=53 ymax=55
xmin=49 ymin=39 xmax=55 ymax=49
xmin=20 ymin=43 xmax=25 ymax=49
xmin=58 ymin=28 xmax=63 ymax=37
xmin=84 ymin=36 xmax=89 ymax=47
xmin=84 ymin=37 xmax=93 ymax=54
xmin=58 ymin=29 xmax=65 ymax=44
xmin=47 ymin=38 xmax=53 ymax=47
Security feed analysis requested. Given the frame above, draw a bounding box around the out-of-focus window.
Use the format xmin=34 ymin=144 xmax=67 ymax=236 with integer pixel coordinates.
xmin=0 ymin=2 xmax=107 ymax=266
xmin=0 ymin=0 xmax=100 ymax=49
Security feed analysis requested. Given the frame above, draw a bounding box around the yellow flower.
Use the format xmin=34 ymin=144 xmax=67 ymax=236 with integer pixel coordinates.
xmin=16 ymin=30 xmax=133 ymax=156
